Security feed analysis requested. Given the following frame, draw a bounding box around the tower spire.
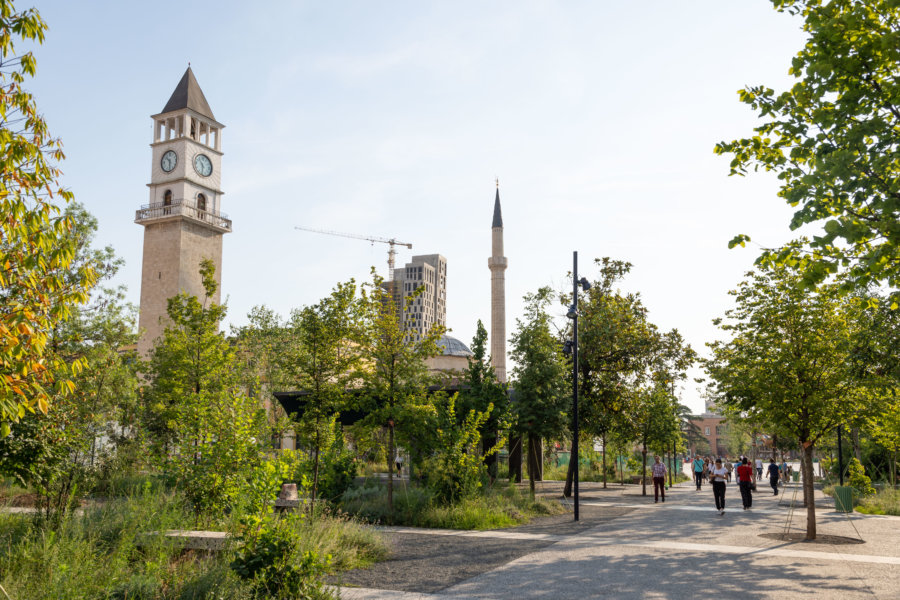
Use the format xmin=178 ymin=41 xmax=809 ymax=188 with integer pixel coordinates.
xmin=488 ymin=182 xmax=508 ymax=383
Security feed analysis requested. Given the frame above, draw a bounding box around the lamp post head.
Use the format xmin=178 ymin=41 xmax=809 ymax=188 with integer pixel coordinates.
xmin=578 ymin=277 xmax=591 ymax=291
xmin=566 ymin=304 xmax=577 ymax=319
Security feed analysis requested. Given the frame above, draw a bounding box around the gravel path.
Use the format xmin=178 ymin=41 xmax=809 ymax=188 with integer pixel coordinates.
xmin=331 ymin=498 xmax=634 ymax=593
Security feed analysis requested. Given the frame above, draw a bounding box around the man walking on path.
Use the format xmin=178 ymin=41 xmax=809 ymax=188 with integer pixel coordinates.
xmin=755 ymin=457 xmax=764 ymax=481
xmin=737 ymin=457 xmax=754 ymax=510
xmin=652 ymin=455 xmax=667 ymax=503
xmin=767 ymin=458 xmax=780 ymax=495
xmin=693 ymin=456 xmax=704 ymax=490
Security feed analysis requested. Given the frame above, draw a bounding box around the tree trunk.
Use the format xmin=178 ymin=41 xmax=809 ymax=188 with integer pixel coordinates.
xmin=483 ymin=432 xmax=498 ymax=483
xmin=802 ymin=443 xmax=817 ymax=540
xmin=527 ymin=435 xmax=543 ymax=485
xmin=601 ymin=433 xmax=607 ymax=489
xmin=527 ymin=434 xmax=538 ymax=499
xmin=641 ymin=443 xmax=647 ymax=496
xmin=509 ymin=435 xmax=523 ymax=483
xmin=312 ymin=414 xmax=321 ymax=510
xmin=387 ymin=423 xmax=394 ymax=516
xmin=852 ymin=427 xmax=862 ymax=462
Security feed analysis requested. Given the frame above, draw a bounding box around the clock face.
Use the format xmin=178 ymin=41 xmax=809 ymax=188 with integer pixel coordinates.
xmin=193 ymin=154 xmax=213 ymax=177
xmin=160 ymin=150 xmax=177 ymax=173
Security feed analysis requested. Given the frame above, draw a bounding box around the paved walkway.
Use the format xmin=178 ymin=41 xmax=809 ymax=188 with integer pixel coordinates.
xmin=335 ymin=480 xmax=900 ymax=599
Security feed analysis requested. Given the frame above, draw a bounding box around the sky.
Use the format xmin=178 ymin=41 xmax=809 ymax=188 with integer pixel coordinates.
xmin=26 ymin=1 xmax=813 ymax=413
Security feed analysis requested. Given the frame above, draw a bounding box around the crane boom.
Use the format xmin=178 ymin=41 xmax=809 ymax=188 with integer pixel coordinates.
xmin=294 ymin=225 xmax=413 ymax=280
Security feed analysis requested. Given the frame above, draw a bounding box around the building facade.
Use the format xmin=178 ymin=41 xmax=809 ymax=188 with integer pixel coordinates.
xmin=687 ymin=413 xmax=727 ymax=457
xmin=135 ymin=67 xmax=231 ymax=357
xmin=392 ymin=254 xmax=448 ymax=342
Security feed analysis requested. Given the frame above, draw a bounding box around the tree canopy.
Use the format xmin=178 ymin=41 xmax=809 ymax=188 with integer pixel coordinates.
xmin=0 ymin=3 xmax=97 ymax=433
xmin=716 ymin=0 xmax=900 ymax=299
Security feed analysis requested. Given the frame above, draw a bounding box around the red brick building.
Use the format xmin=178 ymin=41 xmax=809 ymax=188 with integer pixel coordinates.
xmin=686 ymin=414 xmax=727 ymax=457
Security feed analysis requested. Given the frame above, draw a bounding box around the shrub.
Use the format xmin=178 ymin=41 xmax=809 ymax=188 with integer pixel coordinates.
xmin=231 ymin=513 xmax=334 ymax=600
xmin=848 ymin=458 xmax=876 ymax=497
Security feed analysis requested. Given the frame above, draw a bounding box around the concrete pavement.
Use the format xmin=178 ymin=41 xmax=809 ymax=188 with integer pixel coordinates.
xmin=336 ymin=480 xmax=900 ymax=599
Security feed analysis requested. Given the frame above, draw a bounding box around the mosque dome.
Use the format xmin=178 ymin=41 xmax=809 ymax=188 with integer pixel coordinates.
xmin=436 ymin=335 xmax=474 ymax=357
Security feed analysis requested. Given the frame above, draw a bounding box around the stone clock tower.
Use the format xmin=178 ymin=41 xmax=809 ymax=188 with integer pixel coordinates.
xmin=135 ymin=67 xmax=231 ymax=357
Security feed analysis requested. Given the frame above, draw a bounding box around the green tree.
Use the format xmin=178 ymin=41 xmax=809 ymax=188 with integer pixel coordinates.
xmin=715 ymin=0 xmax=900 ymax=299
xmin=509 ymin=287 xmax=570 ymax=498
xmin=459 ymin=320 xmax=508 ymax=482
xmin=144 ymin=259 xmax=240 ymax=456
xmin=146 ymin=260 xmax=264 ymax=517
xmin=563 ymin=258 xmax=668 ymax=494
xmin=0 ymin=3 xmax=97 ymax=433
xmin=706 ymin=267 xmax=881 ymax=539
xmin=0 ymin=203 xmax=138 ymax=514
xmin=356 ymin=271 xmax=442 ymax=513
xmin=280 ymin=280 xmax=363 ymax=506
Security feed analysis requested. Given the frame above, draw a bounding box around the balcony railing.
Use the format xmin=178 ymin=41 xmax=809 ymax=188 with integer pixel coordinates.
xmin=135 ymin=199 xmax=232 ymax=231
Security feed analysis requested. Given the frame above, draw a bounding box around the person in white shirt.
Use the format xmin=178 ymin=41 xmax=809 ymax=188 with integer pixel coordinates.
xmin=711 ymin=458 xmax=729 ymax=515
xmin=755 ymin=457 xmax=764 ymax=481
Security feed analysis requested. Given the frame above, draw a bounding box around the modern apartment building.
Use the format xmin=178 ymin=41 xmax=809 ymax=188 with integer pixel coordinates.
xmin=392 ymin=254 xmax=447 ymax=342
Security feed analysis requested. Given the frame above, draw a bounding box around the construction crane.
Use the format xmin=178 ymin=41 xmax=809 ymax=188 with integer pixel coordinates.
xmin=294 ymin=225 xmax=413 ymax=281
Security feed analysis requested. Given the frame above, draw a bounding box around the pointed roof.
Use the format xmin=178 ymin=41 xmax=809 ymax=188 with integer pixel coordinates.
xmin=492 ymin=185 xmax=503 ymax=228
xmin=161 ymin=67 xmax=215 ymax=120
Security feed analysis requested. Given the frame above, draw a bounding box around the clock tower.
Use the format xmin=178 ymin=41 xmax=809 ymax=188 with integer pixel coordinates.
xmin=135 ymin=67 xmax=231 ymax=357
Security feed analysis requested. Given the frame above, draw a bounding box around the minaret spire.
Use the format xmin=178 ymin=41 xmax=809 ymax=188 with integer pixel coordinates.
xmin=488 ymin=182 xmax=508 ymax=383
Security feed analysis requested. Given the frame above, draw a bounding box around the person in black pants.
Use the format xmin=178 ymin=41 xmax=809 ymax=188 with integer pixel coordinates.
xmin=736 ymin=457 xmax=754 ymax=510
xmin=710 ymin=458 xmax=728 ymax=515
xmin=767 ymin=458 xmax=780 ymax=495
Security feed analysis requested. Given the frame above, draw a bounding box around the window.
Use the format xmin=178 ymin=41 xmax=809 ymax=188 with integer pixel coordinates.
xmin=197 ymin=193 xmax=207 ymax=212
xmin=163 ymin=190 xmax=172 ymax=214
xmin=705 ymin=427 xmax=711 ymax=436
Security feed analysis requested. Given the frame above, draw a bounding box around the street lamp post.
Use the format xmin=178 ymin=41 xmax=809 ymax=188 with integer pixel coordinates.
xmin=565 ymin=251 xmax=591 ymax=522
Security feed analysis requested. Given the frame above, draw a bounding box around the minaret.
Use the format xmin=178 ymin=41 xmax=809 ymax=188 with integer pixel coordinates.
xmin=135 ymin=67 xmax=230 ymax=357
xmin=488 ymin=181 xmax=508 ymax=383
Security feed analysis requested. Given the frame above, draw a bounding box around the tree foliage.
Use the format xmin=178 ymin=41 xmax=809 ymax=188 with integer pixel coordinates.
xmin=705 ymin=267 xmax=883 ymax=538
xmin=0 ymin=3 xmax=97 ymax=433
xmin=716 ymin=0 xmax=900 ymax=298
xmin=509 ymin=287 xmax=569 ymax=496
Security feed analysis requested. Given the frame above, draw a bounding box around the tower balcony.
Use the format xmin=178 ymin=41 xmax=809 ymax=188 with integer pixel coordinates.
xmin=135 ymin=199 xmax=232 ymax=232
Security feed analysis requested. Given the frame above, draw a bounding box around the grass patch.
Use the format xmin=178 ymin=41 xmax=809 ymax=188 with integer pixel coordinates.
xmin=341 ymin=481 xmax=565 ymax=529
xmin=0 ymin=486 xmax=387 ymax=599
xmin=857 ymin=488 xmax=900 ymax=516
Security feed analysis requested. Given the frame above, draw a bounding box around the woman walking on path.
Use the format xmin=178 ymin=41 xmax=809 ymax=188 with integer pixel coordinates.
xmin=737 ymin=457 xmax=754 ymax=510
xmin=711 ymin=458 xmax=728 ymax=515
xmin=693 ymin=456 xmax=704 ymax=490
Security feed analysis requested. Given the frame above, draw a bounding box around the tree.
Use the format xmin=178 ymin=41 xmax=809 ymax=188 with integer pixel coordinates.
xmin=716 ymin=0 xmax=900 ymax=299
xmin=146 ymin=260 xmax=265 ymax=518
xmin=356 ymin=271 xmax=442 ymax=513
xmin=509 ymin=287 xmax=570 ymax=498
xmin=706 ymin=267 xmax=882 ymax=539
xmin=459 ymin=320 xmax=508 ymax=482
xmin=0 ymin=3 xmax=97 ymax=433
xmin=0 ymin=203 xmax=138 ymax=514
xmin=563 ymin=258 xmax=668 ymax=494
xmin=279 ymin=280 xmax=363 ymax=506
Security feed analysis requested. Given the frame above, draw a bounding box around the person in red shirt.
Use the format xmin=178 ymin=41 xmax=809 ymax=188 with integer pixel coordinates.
xmin=736 ymin=456 xmax=754 ymax=510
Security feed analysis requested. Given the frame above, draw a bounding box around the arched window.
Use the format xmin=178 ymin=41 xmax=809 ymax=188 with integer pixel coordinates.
xmin=197 ymin=193 xmax=207 ymax=212
xmin=163 ymin=189 xmax=172 ymax=215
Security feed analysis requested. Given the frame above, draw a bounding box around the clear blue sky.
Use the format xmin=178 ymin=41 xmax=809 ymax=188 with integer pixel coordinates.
xmin=29 ymin=1 xmax=810 ymax=412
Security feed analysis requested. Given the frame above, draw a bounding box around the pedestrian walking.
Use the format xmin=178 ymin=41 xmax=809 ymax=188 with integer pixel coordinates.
xmin=725 ymin=457 xmax=734 ymax=483
xmin=737 ymin=457 xmax=754 ymax=510
xmin=767 ymin=458 xmax=779 ymax=496
xmin=755 ymin=457 xmax=764 ymax=481
xmin=652 ymin=455 xmax=667 ymax=503
xmin=710 ymin=458 xmax=728 ymax=514
xmin=693 ymin=456 xmax=704 ymax=490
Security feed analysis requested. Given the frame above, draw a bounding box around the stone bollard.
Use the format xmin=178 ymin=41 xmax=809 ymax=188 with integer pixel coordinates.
xmin=279 ymin=483 xmax=299 ymax=501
